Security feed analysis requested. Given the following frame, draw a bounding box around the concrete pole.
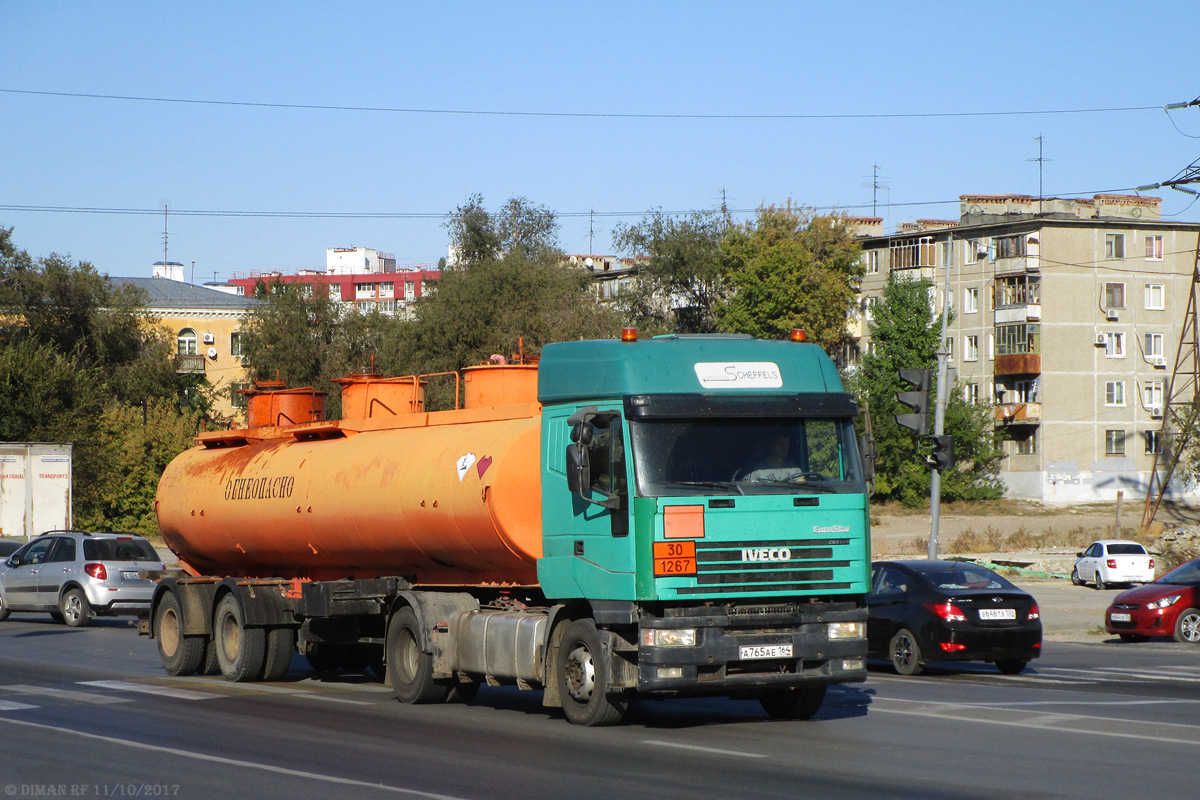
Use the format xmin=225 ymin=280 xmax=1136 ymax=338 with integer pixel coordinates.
xmin=929 ymin=236 xmax=953 ymax=560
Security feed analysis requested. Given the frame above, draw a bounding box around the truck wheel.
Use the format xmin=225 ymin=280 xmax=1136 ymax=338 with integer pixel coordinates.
xmin=214 ymin=594 xmax=266 ymax=682
xmin=260 ymin=626 xmax=295 ymax=681
xmin=305 ymin=644 xmax=343 ymax=674
xmin=387 ymin=607 xmax=448 ymax=704
xmin=60 ymin=588 xmax=92 ymax=628
xmin=760 ymin=685 xmax=827 ymax=720
xmin=558 ymin=618 xmax=628 ymax=726
xmin=155 ymin=592 xmax=205 ymax=676
xmin=201 ymin=637 xmax=221 ymax=675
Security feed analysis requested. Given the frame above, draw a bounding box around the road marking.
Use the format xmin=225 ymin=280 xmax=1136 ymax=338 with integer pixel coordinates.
xmin=0 ymin=716 xmax=471 ymax=799
xmin=3 ymin=684 xmax=133 ymax=704
xmin=186 ymin=678 xmax=373 ymax=705
xmin=1038 ymin=667 xmax=1200 ymax=683
xmin=644 ymin=740 xmax=768 ymax=758
xmin=0 ymin=699 xmax=38 ymax=711
xmin=78 ymin=680 xmax=222 ymax=700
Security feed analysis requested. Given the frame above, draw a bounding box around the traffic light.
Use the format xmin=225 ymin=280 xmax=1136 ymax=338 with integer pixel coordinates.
xmin=894 ymin=369 xmax=931 ymax=436
xmin=927 ymin=434 xmax=955 ymax=471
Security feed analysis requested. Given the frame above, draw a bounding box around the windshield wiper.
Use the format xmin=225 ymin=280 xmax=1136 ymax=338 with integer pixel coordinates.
xmin=662 ymin=480 xmax=742 ymax=491
xmin=746 ymin=479 xmax=838 ymax=493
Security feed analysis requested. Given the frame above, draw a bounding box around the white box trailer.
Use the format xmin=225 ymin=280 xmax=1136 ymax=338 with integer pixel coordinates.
xmin=0 ymin=443 xmax=73 ymax=540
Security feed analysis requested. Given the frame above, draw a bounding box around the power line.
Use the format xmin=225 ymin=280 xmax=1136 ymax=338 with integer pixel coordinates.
xmin=0 ymin=88 xmax=1163 ymax=121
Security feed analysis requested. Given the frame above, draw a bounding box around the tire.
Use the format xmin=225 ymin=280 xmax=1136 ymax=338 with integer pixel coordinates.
xmin=1173 ymin=608 xmax=1200 ymax=644
xmin=760 ymin=685 xmax=827 ymax=720
xmin=155 ymin=592 xmax=205 ymax=676
xmin=995 ymin=659 xmax=1029 ymax=675
xmin=1095 ymin=573 xmax=1106 ymax=591
xmin=213 ymin=594 xmax=266 ymax=682
xmin=0 ymin=592 xmax=11 ymax=622
xmin=201 ymin=637 xmax=221 ymax=675
xmin=557 ymin=618 xmax=629 ymax=726
xmin=305 ymin=644 xmax=344 ymax=674
xmin=889 ymin=629 xmax=924 ymax=676
xmin=260 ymin=626 xmax=296 ymax=682
xmin=60 ymin=588 xmax=92 ymax=628
xmin=1070 ymin=568 xmax=1083 ymax=587
xmin=444 ymin=680 xmax=481 ymax=704
xmin=387 ymin=607 xmax=447 ymax=704
xmin=1118 ymin=633 xmax=1148 ymax=643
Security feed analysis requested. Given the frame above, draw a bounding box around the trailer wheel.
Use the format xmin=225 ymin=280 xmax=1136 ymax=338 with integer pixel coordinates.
xmin=759 ymin=685 xmax=827 ymax=720
xmin=214 ymin=594 xmax=266 ymax=682
xmin=260 ymin=626 xmax=296 ymax=682
xmin=155 ymin=592 xmax=205 ymax=676
xmin=387 ymin=607 xmax=448 ymax=704
xmin=201 ymin=637 xmax=221 ymax=675
xmin=558 ymin=619 xmax=628 ymax=726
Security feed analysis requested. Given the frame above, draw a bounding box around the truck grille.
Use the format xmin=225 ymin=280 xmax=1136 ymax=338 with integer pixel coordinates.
xmin=675 ymin=538 xmax=853 ymax=596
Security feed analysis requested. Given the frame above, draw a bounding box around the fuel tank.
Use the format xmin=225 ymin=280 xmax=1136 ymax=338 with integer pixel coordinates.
xmin=156 ymin=367 xmax=543 ymax=584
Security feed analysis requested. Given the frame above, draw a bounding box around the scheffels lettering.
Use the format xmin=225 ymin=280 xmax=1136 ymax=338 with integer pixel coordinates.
xmin=224 ymin=476 xmax=295 ymax=500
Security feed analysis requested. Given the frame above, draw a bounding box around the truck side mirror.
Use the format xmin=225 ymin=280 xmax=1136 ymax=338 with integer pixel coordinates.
xmin=565 ymin=442 xmax=591 ymax=494
xmin=859 ymin=432 xmax=876 ymax=482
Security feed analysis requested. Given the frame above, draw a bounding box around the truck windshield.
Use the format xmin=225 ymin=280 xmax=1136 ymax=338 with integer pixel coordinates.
xmin=628 ymin=417 xmax=865 ymax=497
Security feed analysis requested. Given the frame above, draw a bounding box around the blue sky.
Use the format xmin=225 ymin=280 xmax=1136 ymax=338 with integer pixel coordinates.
xmin=2 ymin=2 xmax=1198 ymax=282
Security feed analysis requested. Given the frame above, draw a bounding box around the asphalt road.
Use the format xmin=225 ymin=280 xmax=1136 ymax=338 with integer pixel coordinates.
xmin=0 ymin=616 xmax=1198 ymax=800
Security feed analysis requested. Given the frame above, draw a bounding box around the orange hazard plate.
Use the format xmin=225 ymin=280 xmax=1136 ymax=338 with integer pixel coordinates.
xmin=653 ymin=541 xmax=697 ymax=576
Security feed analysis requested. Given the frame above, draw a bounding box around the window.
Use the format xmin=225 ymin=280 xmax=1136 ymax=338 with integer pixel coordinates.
xmin=889 ymin=237 xmax=937 ymax=269
xmin=230 ymin=331 xmax=243 ymax=357
xmin=1144 ymin=381 xmax=1164 ymax=408
xmin=177 ymin=328 xmax=198 ymax=355
xmin=378 ymin=300 xmax=397 ymax=314
xmin=993 ymin=235 xmax=1026 ymax=259
xmin=964 ymin=383 xmax=978 ymax=405
xmin=1106 ymin=233 xmax=1125 ymax=259
xmin=379 ymin=282 xmax=394 ymax=298
xmin=964 ymin=287 xmax=979 ymax=313
xmin=1105 ymin=381 xmax=1126 ymax=407
xmin=1145 ymin=283 xmax=1164 ymax=310
xmin=987 ymin=333 xmax=994 ymax=360
xmin=1014 ymin=430 xmax=1036 ymax=455
xmin=862 ymin=296 xmax=878 ymax=321
xmin=355 ymin=283 xmax=375 ymax=299
xmin=1012 ymin=379 xmax=1039 ymax=403
xmin=965 ymin=335 xmax=979 ymax=362
xmin=1145 ymin=430 xmax=1163 ymax=455
xmin=1106 ymin=430 xmax=1126 ymax=456
xmin=230 ymin=382 xmax=249 ymax=410
xmin=996 ymin=323 xmax=1040 ymax=355
xmin=1105 ymin=331 xmax=1125 ymax=358
xmin=996 ymin=275 xmax=1040 ymax=307
xmin=964 ymin=239 xmax=981 ymax=264
xmin=328 ymin=283 xmax=341 ymax=301
xmin=1104 ymin=282 xmax=1125 ymax=309
xmin=1145 ymin=235 xmax=1164 ymax=260
xmin=1144 ymin=332 xmax=1164 ymax=358
xmin=863 ymin=251 xmax=879 ymax=275
xmin=405 ymin=281 xmax=416 ymax=300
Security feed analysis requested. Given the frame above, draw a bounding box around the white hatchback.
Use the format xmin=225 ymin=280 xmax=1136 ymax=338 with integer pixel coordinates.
xmin=1072 ymin=540 xmax=1155 ymax=590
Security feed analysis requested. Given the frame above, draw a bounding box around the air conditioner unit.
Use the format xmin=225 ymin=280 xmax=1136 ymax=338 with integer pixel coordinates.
xmin=1151 ymin=355 xmax=1167 ymax=368
xmin=1104 ymin=308 xmax=1119 ymax=321
xmin=1094 ymin=333 xmax=1108 ymax=346
xmin=1149 ymin=405 xmax=1164 ymax=419
xmin=202 ymin=333 xmax=215 ymax=344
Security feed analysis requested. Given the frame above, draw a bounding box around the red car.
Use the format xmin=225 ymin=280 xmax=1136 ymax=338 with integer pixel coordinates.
xmin=1105 ymin=557 xmax=1200 ymax=643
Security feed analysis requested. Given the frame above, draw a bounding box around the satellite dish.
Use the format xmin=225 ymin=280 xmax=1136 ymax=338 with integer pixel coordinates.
xmin=207 ymin=347 xmax=218 ymax=359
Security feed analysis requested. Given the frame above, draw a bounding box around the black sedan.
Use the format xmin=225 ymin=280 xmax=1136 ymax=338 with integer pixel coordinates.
xmin=867 ymin=560 xmax=1042 ymax=675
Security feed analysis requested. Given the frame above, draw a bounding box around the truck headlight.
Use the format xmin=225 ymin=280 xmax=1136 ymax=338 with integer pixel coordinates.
xmin=642 ymin=628 xmax=697 ymax=647
xmin=827 ymin=621 xmax=865 ymax=640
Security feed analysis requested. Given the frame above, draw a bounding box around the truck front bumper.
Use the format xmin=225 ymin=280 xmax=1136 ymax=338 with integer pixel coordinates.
xmin=635 ymin=601 xmax=867 ymax=695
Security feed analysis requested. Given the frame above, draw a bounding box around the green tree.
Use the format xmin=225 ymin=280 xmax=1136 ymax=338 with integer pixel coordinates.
xmin=716 ymin=205 xmax=863 ymax=353
xmin=848 ymin=271 xmax=1002 ymax=506
xmin=612 ymin=209 xmax=731 ymax=334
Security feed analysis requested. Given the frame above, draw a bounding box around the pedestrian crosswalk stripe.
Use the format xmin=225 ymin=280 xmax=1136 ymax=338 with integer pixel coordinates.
xmin=77 ymin=680 xmax=222 ymax=700
xmin=4 ymin=684 xmax=134 ymax=704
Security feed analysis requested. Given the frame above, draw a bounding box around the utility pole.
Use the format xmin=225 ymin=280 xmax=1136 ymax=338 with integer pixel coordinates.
xmin=929 ymin=235 xmax=953 ymax=559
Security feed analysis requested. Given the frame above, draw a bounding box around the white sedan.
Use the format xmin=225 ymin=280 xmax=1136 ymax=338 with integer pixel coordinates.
xmin=1072 ymin=540 xmax=1155 ymax=590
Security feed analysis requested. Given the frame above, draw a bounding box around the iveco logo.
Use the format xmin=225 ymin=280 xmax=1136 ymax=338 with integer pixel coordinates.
xmin=742 ymin=547 xmax=792 ymax=562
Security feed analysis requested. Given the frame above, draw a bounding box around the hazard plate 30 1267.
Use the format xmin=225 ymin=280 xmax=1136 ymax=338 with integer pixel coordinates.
xmin=739 ymin=644 xmax=793 ymax=660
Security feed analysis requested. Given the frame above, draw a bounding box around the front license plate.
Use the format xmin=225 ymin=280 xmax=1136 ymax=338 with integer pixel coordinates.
xmin=739 ymin=644 xmax=793 ymax=660
xmin=121 ymin=570 xmax=139 ymax=581
xmin=978 ymin=608 xmax=1016 ymax=620
xmin=1111 ymin=612 xmax=1132 ymax=622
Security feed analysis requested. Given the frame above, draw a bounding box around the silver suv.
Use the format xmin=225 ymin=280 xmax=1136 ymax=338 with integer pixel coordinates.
xmin=0 ymin=531 xmax=164 ymax=627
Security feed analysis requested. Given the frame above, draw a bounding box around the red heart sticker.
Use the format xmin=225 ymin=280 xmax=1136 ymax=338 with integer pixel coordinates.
xmin=476 ymin=456 xmax=493 ymax=477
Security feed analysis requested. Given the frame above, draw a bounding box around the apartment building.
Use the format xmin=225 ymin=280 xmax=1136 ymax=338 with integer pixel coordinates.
xmin=854 ymin=194 xmax=1200 ymax=503
xmin=225 ymin=247 xmax=438 ymax=320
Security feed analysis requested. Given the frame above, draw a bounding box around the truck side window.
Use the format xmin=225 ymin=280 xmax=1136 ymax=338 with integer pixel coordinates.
xmin=588 ymin=415 xmax=628 ymax=536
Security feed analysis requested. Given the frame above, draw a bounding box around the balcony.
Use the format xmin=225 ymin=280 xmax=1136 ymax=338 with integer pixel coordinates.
xmin=995 ymin=353 xmax=1041 ymax=376
xmin=995 ymin=305 xmax=1041 ymax=324
xmin=994 ymin=256 xmax=1040 ymax=276
xmin=995 ymin=403 xmax=1041 ymax=426
xmin=175 ymin=354 xmax=206 ymax=374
